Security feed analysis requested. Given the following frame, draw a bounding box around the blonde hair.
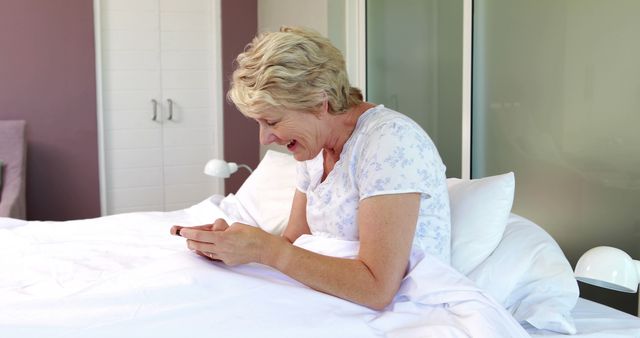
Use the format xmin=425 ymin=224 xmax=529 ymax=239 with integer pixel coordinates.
xmin=227 ymin=26 xmax=362 ymax=117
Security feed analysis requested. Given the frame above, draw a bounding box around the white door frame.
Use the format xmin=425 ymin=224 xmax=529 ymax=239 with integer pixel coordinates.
xmin=93 ymin=0 xmax=225 ymax=215
xmin=461 ymin=0 xmax=472 ymax=180
xmin=93 ymin=0 xmax=107 ymax=215
xmin=344 ymin=0 xmax=367 ymax=98
xmin=345 ymin=0 xmax=473 ymax=180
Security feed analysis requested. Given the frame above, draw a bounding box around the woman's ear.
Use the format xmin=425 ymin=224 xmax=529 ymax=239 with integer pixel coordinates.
xmin=312 ymin=92 xmax=332 ymax=118
xmin=319 ymin=92 xmax=330 ymax=114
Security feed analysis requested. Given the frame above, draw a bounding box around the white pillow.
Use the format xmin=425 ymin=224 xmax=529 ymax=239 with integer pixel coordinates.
xmin=448 ymin=172 xmax=515 ymax=275
xmin=468 ymin=214 xmax=579 ymax=334
xmin=231 ymin=150 xmax=297 ymax=235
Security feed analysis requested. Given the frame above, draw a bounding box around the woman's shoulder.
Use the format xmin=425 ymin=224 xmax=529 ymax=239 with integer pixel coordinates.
xmin=351 ymin=105 xmax=441 ymax=167
xmin=357 ymin=105 xmax=428 ymax=139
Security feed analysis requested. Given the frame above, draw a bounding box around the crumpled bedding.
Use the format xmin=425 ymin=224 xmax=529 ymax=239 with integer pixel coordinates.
xmin=0 ymin=197 xmax=528 ymax=338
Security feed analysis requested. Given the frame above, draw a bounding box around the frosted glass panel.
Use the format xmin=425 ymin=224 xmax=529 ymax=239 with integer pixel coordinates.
xmin=367 ymin=0 xmax=463 ymax=177
xmin=473 ymin=0 xmax=640 ymax=314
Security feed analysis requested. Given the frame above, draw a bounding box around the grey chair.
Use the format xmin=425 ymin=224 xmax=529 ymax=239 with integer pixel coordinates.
xmin=0 ymin=120 xmax=27 ymax=219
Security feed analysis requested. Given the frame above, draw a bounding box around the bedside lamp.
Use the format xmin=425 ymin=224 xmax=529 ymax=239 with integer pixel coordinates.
xmin=574 ymin=246 xmax=640 ymax=316
xmin=203 ymin=159 xmax=253 ymax=178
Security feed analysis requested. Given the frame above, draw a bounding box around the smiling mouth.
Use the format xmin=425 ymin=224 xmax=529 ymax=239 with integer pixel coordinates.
xmin=287 ymin=140 xmax=297 ymax=149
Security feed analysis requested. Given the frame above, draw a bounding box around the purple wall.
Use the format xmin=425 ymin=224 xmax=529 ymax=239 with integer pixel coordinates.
xmin=221 ymin=0 xmax=260 ymax=193
xmin=0 ymin=0 xmax=100 ymax=221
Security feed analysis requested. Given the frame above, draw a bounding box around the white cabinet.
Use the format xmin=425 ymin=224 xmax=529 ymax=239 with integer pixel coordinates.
xmin=95 ymin=0 xmax=224 ymax=214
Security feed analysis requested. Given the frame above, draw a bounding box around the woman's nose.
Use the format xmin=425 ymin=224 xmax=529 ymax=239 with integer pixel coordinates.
xmin=259 ymin=125 xmax=277 ymax=145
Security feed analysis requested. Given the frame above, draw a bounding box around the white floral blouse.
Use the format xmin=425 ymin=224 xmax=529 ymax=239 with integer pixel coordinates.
xmin=296 ymin=105 xmax=451 ymax=269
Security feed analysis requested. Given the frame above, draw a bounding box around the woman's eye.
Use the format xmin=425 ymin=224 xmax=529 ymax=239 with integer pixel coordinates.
xmin=266 ymin=121 xmax=277 ymax=127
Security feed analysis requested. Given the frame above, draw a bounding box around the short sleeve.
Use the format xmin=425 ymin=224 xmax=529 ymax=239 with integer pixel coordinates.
xmin=295 ymin=160 xmax=311 ymax=193
xmin=355 ymin=120 xmax=442 ymax=200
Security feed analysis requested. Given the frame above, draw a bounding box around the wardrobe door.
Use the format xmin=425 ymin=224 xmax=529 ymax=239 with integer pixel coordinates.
xmin=98 ymin=0 xmax=223 ymax=214
xmin=160 ymin=0 xmax=220 ymax=211
xmin=101 ymin=0 xmax=165 ymax=214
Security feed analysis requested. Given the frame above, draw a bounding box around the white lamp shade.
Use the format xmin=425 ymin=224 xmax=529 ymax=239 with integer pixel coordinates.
xmin=203 ymin=159 xmax=238 ymax=178
xmin=574 ymin=246 xmax=640 ymax=293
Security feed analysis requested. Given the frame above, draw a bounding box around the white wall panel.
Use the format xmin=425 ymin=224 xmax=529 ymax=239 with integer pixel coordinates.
xmin=163 ymin=128 xmax=213 ymax=146
xmin=102 ymin=30 xmax=160 ymax=51
xmin=163 ymin=165 xmax=210 ymax=185
xmin=109 ymin=186 xmax=163 ymax=209
xmin=161 ymin=51 xmax=210 ymax=70
xmin=161 ymin=13 xmax=209 ymax=31
xmin=102 ymin=11 xmax=158 ymax=31
xmin=107 ymin=129 xmax=162 ymax=149
xmin=102 ymin=0 xmax=158 ymax=12
xmin=103 ymin=110 xmax=156 ymax=130
xmin=103 ymin=90 xmax=160 ymax=111
xmin=107 ymin=148 xmax=163 ymax=169
xmin=160 ymin=0 xmax=208 ymax=13
xmin=104 ymin=51 xmax=159 ymax=70
xmin=109 ymin=167 xmax=163 ymax=188
xmin=163 ymin=146 xmax=213 ymax=166
xmin=161 ymin=70 xmax=209 ymax=89
xmin=159 ymin=91 xmax=210 ymax=108
xmin=161 ymin=31 xmax=210 ymax=50
xmin=104 ymin=70 xmax=161 ymax=91
xmin=165 ymin=183 xmax=213 ymax=205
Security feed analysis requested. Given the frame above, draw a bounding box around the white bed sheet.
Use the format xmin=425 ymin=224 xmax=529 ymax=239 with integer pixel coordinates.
xmin=527 ymin=297 xmax=640 ymax=337
xmin=0 ymin=197 xmax=528 ymax=338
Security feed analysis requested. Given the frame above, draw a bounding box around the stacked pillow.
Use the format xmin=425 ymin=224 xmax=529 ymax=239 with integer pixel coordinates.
xmin=230 ymin=150 xmax=298 ymax=235
xmin=447 ymin=172 xmax=515 ymax=275
xmin=468 ymin=214 xmax=579 ymax=334
xmin=449 ymin=173 xmax=578 ymax=334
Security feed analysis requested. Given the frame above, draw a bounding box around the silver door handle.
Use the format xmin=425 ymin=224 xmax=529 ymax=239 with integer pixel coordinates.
xmin=167 ymin=98 xmax=174 ymax=121
xmin=151 ymin=99 xmax=158 ymax=121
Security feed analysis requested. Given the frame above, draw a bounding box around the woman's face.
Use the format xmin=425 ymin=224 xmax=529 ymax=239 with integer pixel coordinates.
xmin=254 ymin=108 xmax=326 ymax=161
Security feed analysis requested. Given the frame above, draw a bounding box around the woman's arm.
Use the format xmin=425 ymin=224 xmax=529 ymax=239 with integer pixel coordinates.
xmin=282 ymin=189 xmax=311 ymax=243
xmin=180 ymin=192 xmax=420 ymax=310
xmin=267 ymin=193 xmax=420 ymax=310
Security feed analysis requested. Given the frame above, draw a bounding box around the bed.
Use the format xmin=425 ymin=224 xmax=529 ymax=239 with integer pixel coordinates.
xmin=527 ymin=298 xmax=640 ymax=337
xmin=1 ymin=150 xmax=639 ymax=337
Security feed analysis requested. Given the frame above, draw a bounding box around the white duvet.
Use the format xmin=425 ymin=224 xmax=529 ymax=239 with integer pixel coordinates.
xmin=0 ymin=197 xmax=528 ymax=338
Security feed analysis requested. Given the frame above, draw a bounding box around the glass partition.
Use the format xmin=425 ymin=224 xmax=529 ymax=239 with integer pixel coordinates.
xmin=473 ymin=0 xmax=640 ymax=314
xmin=367 ymin=0 xmax=463 ymax=177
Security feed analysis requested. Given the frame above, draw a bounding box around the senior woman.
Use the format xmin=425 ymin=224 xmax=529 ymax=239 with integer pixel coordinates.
xmin=172 ymin=27 xmax=450 ymax=310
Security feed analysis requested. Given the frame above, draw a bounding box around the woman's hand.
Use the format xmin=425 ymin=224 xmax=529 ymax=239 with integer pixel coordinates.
xmin=171 ymin=219 xmax=285 ymax=266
